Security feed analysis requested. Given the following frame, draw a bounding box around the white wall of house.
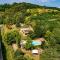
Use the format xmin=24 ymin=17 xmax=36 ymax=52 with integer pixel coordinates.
xmin=32 ymin=49 xmax=39 ymax=54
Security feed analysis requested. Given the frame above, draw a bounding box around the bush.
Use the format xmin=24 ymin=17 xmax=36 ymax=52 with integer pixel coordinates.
xmin=41 ymin=47 xmax=60 ymax=60
xmin=14 ymin=50 xmax=27 ymax=60
xmin=25 ymin=37 xmax=33 ymax=50
xmin=1 ymin=42 xmax=15 ymax=60
xmin=3 ymin=29 xmax=21 ymax=45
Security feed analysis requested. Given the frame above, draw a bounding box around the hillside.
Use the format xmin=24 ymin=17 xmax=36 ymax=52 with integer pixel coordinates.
xmin=0 ymin=2 xmax=60 ymax=60
xmin=0 ymin=2 xmax=60 ymax=24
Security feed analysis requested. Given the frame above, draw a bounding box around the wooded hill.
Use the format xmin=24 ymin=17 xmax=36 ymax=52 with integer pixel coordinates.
xmin=0 ymin=2 xmax=60 ymax=60
xmin=0 ymin=2 xmax=60 ymax=11
xmin=0 ymin=2 xmax=60 ymax=24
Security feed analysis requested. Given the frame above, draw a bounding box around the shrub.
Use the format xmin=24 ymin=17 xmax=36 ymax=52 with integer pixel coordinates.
xmin=14 ymin=50 xmax=27 ymax=60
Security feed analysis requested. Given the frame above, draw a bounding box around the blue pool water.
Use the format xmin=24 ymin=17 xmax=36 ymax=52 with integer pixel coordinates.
xmin=32 ymin=41 xmax=42 ymax=46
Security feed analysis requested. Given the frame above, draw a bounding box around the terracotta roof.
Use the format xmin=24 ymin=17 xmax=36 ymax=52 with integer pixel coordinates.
xmin=34 ymin=38 xmax=45 ymax=42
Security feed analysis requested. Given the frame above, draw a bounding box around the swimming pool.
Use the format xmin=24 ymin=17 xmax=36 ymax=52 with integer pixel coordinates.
xmin=32 ymin=41 xmax=42 ymax=46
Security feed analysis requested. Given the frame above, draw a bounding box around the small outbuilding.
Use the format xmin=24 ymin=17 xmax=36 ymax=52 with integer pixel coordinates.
xmin=32 ymin=49 xmax=39 ymax=54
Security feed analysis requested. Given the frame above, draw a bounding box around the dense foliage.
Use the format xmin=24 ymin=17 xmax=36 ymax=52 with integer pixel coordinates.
xmin=14 ymin=50 xmax=27 ymax=60
xmin=2 ymin=29 xmax=21 ymax=45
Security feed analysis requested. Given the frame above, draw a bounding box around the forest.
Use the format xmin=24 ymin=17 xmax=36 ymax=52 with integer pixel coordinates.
xmin=0 ymin=2 xmax=60 ymax=60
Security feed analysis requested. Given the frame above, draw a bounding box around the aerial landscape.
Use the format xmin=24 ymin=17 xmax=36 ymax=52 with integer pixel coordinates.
xmin=0 ymin=0 xmax=60 ymax=60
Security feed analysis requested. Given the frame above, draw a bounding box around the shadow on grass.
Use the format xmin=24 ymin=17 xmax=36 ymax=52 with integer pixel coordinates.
xmin=1 ymin=42 xmax=7 ymax=60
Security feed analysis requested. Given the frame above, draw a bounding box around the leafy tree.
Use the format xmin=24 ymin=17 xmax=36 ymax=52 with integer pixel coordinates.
xmin=0 ymin=28 xmax=2 ymax=41
xmin=28 ymin=31 xmax=36 ymax=39
xmin=3 ymin=29 xmax=21 ymax=45
xmin=14 ymin=50 xmax=27 ymax=60
xmin=41 ymin=47 xmax=60 ymax=60
xmin=0 ymin=17 xmax=3 ymax=24
xmin=33 ymin=20 xmax=46 ymax=38
xmin=25 ymin=37 xmax=33 ymax=50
